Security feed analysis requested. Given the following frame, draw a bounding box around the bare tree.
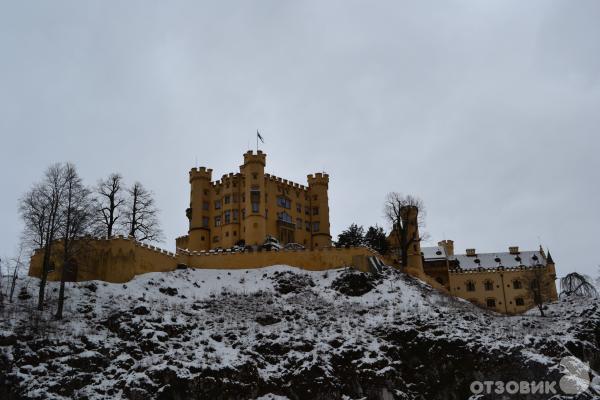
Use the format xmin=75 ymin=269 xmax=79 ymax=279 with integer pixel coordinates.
xmin=6 ymin=244 xmax=26 ymax=303
xmin=94 ymin=173 xmax=125 ymax=238
xmin=524 ymin=267 xmax=555 ymax=317
xmin=55 ymin=164 xmax=93 ymax=320
xmin=384 ymin=193 xmax=427 ymax=269
xmin=0 ymin=257 xmax=4 ymax=307
xmin=122 ymin=182 xmax=163 ymax=242
xmin=560 ymin=272 xmax=598 ymax=298
xmin=20 ymin=164 xmax=68 ymax=310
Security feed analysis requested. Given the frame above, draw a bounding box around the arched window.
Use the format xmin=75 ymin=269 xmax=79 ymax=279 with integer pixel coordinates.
xmin=512 ymin=279 xmax=522 ymax=289
xmin=484 ymin=280 xmax=494 ymax=291
xmin=466 ymin=280 xmax=476 ymax=292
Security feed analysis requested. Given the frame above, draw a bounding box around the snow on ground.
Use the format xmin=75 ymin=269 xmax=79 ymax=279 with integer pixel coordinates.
xmin=1 ymin=265 xmax=599 ymax=399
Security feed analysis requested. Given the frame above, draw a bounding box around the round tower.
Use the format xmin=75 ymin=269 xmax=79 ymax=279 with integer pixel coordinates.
xmin=241 ymin=151 xmax=267 ymax=246
xmin=307 ymin=172 xmax=331 ymax=248
xmin=400 ymin=205 xmax=425 ymax=277
xmin=188 ymin=167 xmax=212 ymax=251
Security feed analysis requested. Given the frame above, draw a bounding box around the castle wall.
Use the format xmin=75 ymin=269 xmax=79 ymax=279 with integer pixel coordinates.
xmin=29 ymin=237 xmax=381 ymax=283
xmin=181 ymin=246 xmax=378 ymax=272
xmin=28 ymin=237 xmax=178 ymax=283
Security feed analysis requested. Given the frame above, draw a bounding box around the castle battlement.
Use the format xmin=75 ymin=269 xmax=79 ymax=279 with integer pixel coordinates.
xmin=307 ymin=172 xmax=329 ymax=186
xmin=190 ymin=167 xmax=213 ymax=182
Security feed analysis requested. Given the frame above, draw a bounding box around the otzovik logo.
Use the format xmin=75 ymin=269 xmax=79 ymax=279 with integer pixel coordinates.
xmin=558 ymin=356 xmax=590 ymax=395
xmin=469 ymin=356 xmax=593 ymax=396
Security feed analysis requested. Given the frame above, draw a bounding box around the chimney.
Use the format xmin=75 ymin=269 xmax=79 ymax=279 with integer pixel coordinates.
xmin=509 ymin=246 xmax=519 ymax=255
xmin=437 ymin=240 xmax=454 ymax=256
xmin=466 ymin=248 xmax=476 ymax=257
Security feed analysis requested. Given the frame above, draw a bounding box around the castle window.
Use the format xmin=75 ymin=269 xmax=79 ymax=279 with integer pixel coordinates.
xmin=225 ymin=231 xmax=229 ymax=237
xmin=233 ymin=193 xmax=238 ymax=203
xmin=296 ymin=218 xmax=302 ymax=229
xmin=213 ymin=236 xmax=219 ymax=243
xmin=252 ymin=172 xmax=258 ymax=180
xmin=513 ymin=279 xmax=522 ymax=289
xmin=224 ymin=210 xmax=231 ymax=224
xmin=214 ymin=200 xmax=221 ymax=209
xmin=312 ymin=207 xmax=319 ymax=216
xmin=486 ymin=298 xmax=496 ymax=308
xmin=215 ymin=216 xmax=221 ymax=227
xmin=202 ymin=217 xmax=209 ymax=228
xmin=251 ymin=190 xmax=260 ymax=213
xmin=466 ymin=281 xmax=476 ymax=292
xmin=202 ymin=201 xmax=209 ymax=211
xmin=224 ymin=195 xmax=231 ymax=204
xmin=515 ymin=297 xmax=525 ymax=306
xmin=242 ymin=209 xmax=246 ymax=219
xmin=277 ymin=196 xmax=291 ymax=209
xmin=296 ymin=203 xmax=302 ymax=213
xmin=305 ymin=221 xmax=310 ymax=231
xmin=312 ymin=222 xmax=320 ymax=232
xmin=233 ymin=230 xmax=237 ymax=236
xmin=203 ymin=189 xmax=208 ymax=195
xmin=233 ymin=209 xmax=239 ymax=222
xmin=313 ymin=195 xmax=318 ymax=200
xmin=305 ymin=206 xmax=310 ymax=215
xmin=484 ymin=280 xmax=494 ymax=291
xmin=278 ymin=211 xmax=292 ymax=223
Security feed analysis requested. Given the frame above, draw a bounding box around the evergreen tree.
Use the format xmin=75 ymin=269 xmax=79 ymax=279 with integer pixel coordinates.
xmin=335 ymin=223 xmax=365 ymax=247
xmin=364 ymin=225 xmax=390 ymax=254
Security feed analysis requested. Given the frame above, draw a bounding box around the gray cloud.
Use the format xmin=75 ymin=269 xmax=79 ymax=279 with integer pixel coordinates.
xmin=1 ymin=0 xmax=599 ymax=277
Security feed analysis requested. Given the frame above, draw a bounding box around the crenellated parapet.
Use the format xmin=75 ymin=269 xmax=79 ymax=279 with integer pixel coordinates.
xmin=189 ymin=167 xmax=213 ymax=182
xmin=243 ymin=150 xmax=266 ymax=166
xmin=307 ymin=172 xmax=329 ymax=187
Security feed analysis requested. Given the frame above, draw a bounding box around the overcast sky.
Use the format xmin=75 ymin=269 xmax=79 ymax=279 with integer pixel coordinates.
xmin=1 ymin=1 xmax=599 ymax=278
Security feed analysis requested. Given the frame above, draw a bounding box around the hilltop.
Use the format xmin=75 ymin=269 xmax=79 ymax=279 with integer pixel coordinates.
xmin=1 ymin=266 xmax=598 ymax=399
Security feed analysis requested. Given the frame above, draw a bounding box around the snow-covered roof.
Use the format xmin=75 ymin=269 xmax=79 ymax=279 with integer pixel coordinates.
xmin=421 ymin=246 xmax=447 ymax=260
xmin=449 ymin=250 xmax=546 ymax=271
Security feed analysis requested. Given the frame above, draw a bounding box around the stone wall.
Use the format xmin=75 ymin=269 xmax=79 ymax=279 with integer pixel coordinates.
xmin=28 ymin=237 xmax=385 ymax=283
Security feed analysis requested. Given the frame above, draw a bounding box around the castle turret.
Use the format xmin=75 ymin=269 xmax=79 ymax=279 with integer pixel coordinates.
xmin=188 ymin=167 xmax=213 ymax=251
xmin=400 ymin=205 xmax=425 ymax=277
xmin=307 ymin=173 xmax=331 ymax=248
xmin=240 ymin=151 xmax=267 ymax=246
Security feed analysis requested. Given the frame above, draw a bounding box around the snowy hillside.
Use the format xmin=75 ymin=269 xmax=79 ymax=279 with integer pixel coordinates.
xmin=1 ymin=266 xmax=599 ymax=399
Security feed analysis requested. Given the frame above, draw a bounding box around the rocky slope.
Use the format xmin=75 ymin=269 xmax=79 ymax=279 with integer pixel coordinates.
xmin=0 ymin=266 xmax=598 ymax=399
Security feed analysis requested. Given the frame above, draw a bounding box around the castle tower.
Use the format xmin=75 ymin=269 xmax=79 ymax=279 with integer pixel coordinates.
xmin=307 ymin=173 xmax=331 ymax=248
xmin=400 ymin=205 xmax=425 ymax=276
xmin=188 ymin=167 xmax=213 ymax=251
xmin=240 ymin=151 xmax=267 ymax=246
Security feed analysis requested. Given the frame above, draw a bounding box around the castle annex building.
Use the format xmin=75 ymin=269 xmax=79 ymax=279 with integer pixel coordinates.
xmin=176 ymin=151 xmax=332 ymax=251
xmin=421 ymin=242 xmax=558 ymax=314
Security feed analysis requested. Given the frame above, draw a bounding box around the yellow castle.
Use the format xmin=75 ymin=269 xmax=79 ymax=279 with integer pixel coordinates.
xmin=27 ymin=150 xmax=558 ymax=314
xmin=176 ymin=151 xmax=331 ymax=251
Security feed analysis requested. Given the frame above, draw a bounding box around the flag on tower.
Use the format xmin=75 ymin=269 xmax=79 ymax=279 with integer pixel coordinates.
xmin=257 ymin=130 xmax=264 ymax=143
